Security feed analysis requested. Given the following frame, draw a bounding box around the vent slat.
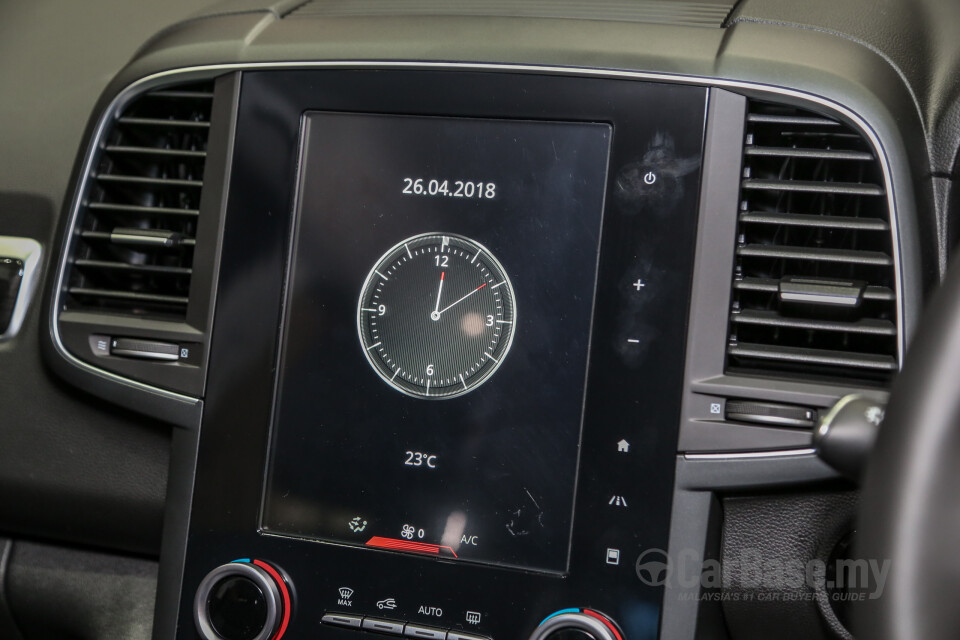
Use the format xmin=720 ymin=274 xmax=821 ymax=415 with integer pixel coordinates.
xmin=746 ymin=113 xmax=841 ymax=127
xmin=728 ymin=343 xmax=897 ymax=372
xmin=73 ymin=259 xmax=192 ymax=276
xmin=739 ymin=211 xmax=889 ymax=231
xmin=87 ymin=202 xmax=200 ymax=217
xmin=95 ymin=174 xmax=203 ymax=188
xmin=744 ymin=146 xmax=873 ymax=161
xmin=727 ymin=100 xmax=898 ymax=384
xmin=116 ymin=117 xmax=210 ymax=129
xmin=68 ymin=287 xmax=189 ymax=306
xmin=742 ymin=179 xmax=885 ymax=197
xmin=104 ymin=145 xmax=207 ymax=159
xmin=731 ymin=309 xmax=896 ymax=336
xmin=146 ymin=90 xmax=214 ymax=99
xmin=64 ymin=80 xmax=213 ymax=318
xmin=737 ymin=245 xmax=894 ymax=266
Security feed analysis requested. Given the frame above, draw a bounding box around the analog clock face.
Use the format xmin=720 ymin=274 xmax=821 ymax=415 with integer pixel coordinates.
xmin=357 ymin=232 xmax=516 ymax=399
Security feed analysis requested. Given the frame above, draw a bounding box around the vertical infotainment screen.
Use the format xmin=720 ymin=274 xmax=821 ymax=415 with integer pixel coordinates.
xmin=262 ymin=112 xmax=611 ymax=574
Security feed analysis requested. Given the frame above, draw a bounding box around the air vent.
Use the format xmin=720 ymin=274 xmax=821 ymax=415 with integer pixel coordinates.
xmin=726 ymin=100 xmax=898 ymax=384
xmin=64 ymin=82 xmax=214 ymax=319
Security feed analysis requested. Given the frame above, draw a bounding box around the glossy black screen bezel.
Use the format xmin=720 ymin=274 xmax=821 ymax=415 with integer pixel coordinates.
xmin=180 ymin=69 xmax=707 ymax=640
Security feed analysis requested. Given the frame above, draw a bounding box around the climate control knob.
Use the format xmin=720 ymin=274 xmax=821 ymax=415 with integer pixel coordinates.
xmin=194 ymin=559 xmax=292 ymax=640
xmin=530 ymin=610 xmax=623 ymax=640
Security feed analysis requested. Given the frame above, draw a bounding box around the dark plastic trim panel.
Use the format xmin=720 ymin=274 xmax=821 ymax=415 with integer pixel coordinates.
xmin=152 ymin=426 xmax=204 ymax=640
xmin=659 ymin=452 xmax=842 ymax=638
xmin=102 ymin=63 xmax=909 ymax=640
xmin=42 ymin=73 xmax=240 ymax=429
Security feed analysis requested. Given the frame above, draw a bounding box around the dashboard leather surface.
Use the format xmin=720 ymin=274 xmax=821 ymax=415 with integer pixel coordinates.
xmin=286 ymin=0 xmax=737 ymax=26
xmin=734 ymin=0 xmax=960 ymax=173
xmin=721 ymin=491 xmax=858 ymax=640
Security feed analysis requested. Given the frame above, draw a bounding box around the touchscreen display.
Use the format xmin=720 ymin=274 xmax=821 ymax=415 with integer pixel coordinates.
xmin=262 ymin=112 xmax=611 ymax=574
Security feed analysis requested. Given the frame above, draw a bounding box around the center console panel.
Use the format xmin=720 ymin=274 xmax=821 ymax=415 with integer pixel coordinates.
xmin=179 ymin=70 xmax=707 ymax=640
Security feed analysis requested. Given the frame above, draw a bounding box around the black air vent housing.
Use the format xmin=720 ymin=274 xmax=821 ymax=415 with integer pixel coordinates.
xmin=64 ymin=82 xmax=213 ymax=319
xmin=50 ymin=75 xmax=227 ymax=408
xmin=726 ymin=100 xmax=899 ymax=384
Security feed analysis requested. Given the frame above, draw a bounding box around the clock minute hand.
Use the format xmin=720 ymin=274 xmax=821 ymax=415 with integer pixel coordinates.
xmin=438 ymin=282 xmax=487 ymax=316
xmin=434 ymin=271 xmax=445 ymax=312
xmin=429 ymin=271 xmax=445 ymax=321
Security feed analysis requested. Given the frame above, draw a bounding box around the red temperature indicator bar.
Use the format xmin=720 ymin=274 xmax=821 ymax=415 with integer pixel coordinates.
xmin=366 ymin=536 xmax=459 ymax=558
xmin=583 ymin=610 xmax=624 ymax=640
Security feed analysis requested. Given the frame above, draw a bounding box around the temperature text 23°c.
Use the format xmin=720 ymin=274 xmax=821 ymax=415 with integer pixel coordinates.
xmin=404 ymin=451 xmax=438 ymax=468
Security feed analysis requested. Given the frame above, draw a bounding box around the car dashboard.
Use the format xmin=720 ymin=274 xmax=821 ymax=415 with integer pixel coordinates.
xmin=1 ymin=1 xmax=958 ymax=640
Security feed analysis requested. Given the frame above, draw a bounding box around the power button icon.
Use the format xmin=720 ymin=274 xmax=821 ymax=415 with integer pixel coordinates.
xmin=643 ymin=171 xmax=657 ymax=185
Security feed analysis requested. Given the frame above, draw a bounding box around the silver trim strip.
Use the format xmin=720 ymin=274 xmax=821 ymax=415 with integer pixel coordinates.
xmin=51 ymin=60 xmax=905 ymax=406
xmin=0 ymin=237 xmax=42 ymax=342
xmin=684 ymin=448 xmax=817 ymax=461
